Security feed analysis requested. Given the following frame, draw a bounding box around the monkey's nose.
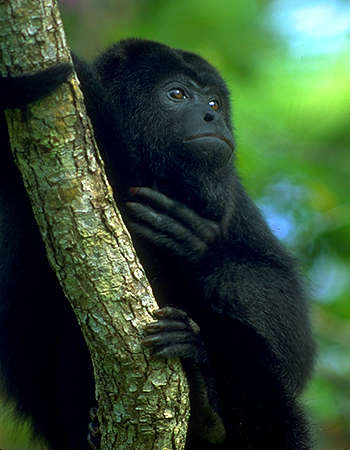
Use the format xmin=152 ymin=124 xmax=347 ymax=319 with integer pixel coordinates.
xmin=204 ymin=112 xmax=215 ymax=122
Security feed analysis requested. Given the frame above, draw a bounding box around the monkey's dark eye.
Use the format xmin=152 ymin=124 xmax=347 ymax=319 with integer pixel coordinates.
xmin=209 ymin=99 xmax=220 ymax=111
xmin=168 ymin=88 xmax=188 ymax=100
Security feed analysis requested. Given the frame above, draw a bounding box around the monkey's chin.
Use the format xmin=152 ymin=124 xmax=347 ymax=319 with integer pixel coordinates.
xmin=183 ymin=137 xmax=233 ymax=169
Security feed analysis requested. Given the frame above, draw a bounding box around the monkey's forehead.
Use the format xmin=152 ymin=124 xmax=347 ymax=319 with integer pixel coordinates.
xmin=94 ymin=38 xmax=229 ymax=96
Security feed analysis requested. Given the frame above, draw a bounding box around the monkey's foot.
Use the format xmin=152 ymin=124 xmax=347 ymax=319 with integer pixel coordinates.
xmin=87 ymin=407 xmax=100 ymax=450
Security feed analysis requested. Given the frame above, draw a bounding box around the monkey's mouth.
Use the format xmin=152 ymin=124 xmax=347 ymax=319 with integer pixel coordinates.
xmin=183 ymin=133 xmax=234 ymax=151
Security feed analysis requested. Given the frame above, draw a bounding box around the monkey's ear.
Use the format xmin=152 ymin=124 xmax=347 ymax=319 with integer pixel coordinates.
xmin=0 ymin=63 xmax=73 ymax=110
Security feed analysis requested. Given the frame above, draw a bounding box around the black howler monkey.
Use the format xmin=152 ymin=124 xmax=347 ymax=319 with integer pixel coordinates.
xmin=0 ymin=39 xmax=314 ymax=449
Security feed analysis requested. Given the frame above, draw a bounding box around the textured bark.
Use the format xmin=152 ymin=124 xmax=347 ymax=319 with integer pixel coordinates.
xmin=0 ymin=0 xmax=189 ymax=448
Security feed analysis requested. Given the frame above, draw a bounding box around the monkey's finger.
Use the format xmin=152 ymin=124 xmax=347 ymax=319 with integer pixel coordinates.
xmin=126 ymin=201 xmax=207 ymax=250
xmin=144 ymin=319 xmax=188 ymax=333
xmin=127 ymin=220 xmax=204 ymax=261
xmin=129 ymin=187 xmax=219 ymax=243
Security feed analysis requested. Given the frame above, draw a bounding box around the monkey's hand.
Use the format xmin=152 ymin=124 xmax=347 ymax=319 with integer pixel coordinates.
xmin=142 ymin=306 xmax=204 ymax=361
xmin=125 ymin=187 xmax=220 ymax=264
xmin=142 ymin=306 xmax=227 ymax=444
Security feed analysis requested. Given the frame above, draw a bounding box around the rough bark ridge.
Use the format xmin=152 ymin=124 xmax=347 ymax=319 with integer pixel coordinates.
xmin=0 ymin=0 xmax=189 ymax=448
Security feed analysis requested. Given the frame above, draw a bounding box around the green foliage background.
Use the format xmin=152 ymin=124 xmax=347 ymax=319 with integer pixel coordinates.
xmin=1 ymin=0 xmax=349 ymax=449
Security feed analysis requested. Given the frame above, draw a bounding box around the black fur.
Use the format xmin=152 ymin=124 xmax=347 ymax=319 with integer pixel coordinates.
xmin=0 ymin=39 xmax=314 ymax=449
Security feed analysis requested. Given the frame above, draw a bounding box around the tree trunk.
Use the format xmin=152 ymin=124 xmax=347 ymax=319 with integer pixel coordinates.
xmin=0 ymin=0 xmax=189 ymax=448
